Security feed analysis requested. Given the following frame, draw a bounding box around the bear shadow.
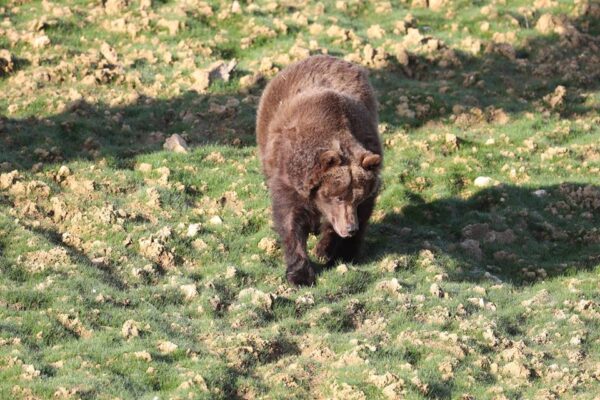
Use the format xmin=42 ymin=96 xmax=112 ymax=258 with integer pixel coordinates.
xmin=359 ymin=182 xmax=600 ymax=286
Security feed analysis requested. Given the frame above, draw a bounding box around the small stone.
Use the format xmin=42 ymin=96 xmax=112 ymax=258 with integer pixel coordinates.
xmin=501 ymin=361 xmax=530 ymax=380
xmin=0 ymin=170 xmax=21 ymax=190
xmin=157 ymin=19 xmax=182 ymax=36
xmin=460 ymin=239 xmax=483 ymax=260
xmin=180 ymin=284 xmax=198 ymax=301
xmin=186 ymin=223 xmax=202 ymax=237
xmin=137 ymin=163 xmax=152 ymax=172
xmin=133 ymin=351 xmax=152 ymax=362
xmin=336 ymin=263 xmax=349 ymax=274
xmin=56 ymin=165 xmax=71 ymax=182
xmin=157 ymin=340 xmax=178 ymax=354
xmin=533 ymin=189 xmax=548 ymax=198
xmin=209 ymin=215 xmax=223 ymax=225
xmin=100 ymin=42 xmax=118 ymax=64
xmin=237 ymin=288 xmax=273 ymax=311
xmin=544 ymin=85 xmax=566 ymax=109
xmin=258 ymin=237 xmax=278 ymax=255
xmin=121 ymin=319 xmax=140 ymax=339
xmin=430 ymin=283 xmax=445 ymax=298
xmin=0 ymin=49 xmax=14 ymax=76
xmin=31 ymin=35 xmax=51 ymax=48
xmin=104 ymin=0 xmax=128 ymax=14
xmin=474 ymin=176 xmax=493 ymax=187
xmin=163 ymin=134 xmax=188 ymax=153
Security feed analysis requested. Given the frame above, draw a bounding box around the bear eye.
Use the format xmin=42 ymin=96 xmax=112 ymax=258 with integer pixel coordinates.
xmin=336 ymin=196 xmax=344 ymax=202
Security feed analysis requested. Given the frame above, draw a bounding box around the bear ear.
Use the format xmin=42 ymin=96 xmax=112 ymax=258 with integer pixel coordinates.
xmin=361 ymin=153 xmax=382 ymax=170
xmin=320 ymin=150 xmax=341 ymax=169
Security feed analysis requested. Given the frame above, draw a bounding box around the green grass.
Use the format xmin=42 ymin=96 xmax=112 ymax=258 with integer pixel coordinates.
xmin=1 ymin=0 xmax=600 ymax=398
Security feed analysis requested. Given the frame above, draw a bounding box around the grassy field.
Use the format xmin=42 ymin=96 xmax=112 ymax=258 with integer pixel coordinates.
xmin=1 ymin=0 xmax=600 ymax=399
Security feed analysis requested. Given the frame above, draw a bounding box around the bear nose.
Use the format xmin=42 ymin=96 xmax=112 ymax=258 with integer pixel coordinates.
xmin=347 ymin=224 xmax=358 ymax=236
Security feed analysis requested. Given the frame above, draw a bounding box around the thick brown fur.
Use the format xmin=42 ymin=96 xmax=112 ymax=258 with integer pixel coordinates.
xmin=256 ymin=55 xmax=382 ymax=286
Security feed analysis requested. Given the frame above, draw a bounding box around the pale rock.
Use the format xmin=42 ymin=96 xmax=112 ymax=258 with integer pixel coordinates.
xmin=163 ymin=134 xmax=188 ymax=153
xmin=367 ymin=24 xmax=385 ymax=39
xmin=336 ymin=263 xmax=349 ymax=274
xmin=460 ymin=239 xmax=483 ymax=260
xmin=0 ymin=49 xmax=14 ymax=75
xmin=501 ymin=361 xmax=530 ymax=380
xmin=133 ymin=351 xmax=152 ymax=361
xmin=137 ymin=163 xmax=152 ymax=172
xmin=544 ymin=85 xmax=566 ymax=109
xmin=100 ymin=42 xmax=118 ymax=64
xmin=56 ymin=165 xmax=71 ymax=182
xmin=377 ymin=278 xmax=402 ymax=295
xmin=180 ymin=284 xmax=198 ymax=300
xmin=462 ymin=223 xmax=490 ymax=241
xmin=157 ymin=340 xmax=178 ymax=354
xmin=209 ymin=215 xmax=223 ymax=225
xmin=429 ymin=0 xmax=446 ymax=11
xmin=536 ymin=13 xmax=558 ymax=34
xmin=430 ymin=283 xmax=445 ymax=298
xmin=31 ymin=35 xmax=50 ymax=48
xmin=104 ymin=0 xmax=128 ymax=14
xmin=0 ymin=170 xmax=20 ymax=190
xmin=157 ymin=19 xmax=182 ymax=36
xmin=474 ymin=176 xmax=493 ymax=187
xmin=258 ymin=237 xmax=278 ymax=255
xmin=238 ymin=288 xmax=273 ymax=311
xmin=121 ymin=319 xmax=140 ymax=339
xmin=186 ymin=223 xmax=202 ymax=237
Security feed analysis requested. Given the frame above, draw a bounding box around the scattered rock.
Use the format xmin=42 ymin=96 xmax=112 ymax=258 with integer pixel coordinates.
xmin=0 ymin=170 xmax=21 ymax=190
xmin=485 ymin=229 xmax=517 ymax=245
xmin=429 ymin=283 xmax=445 ymax=298
xmin=336 ymin=263 xmax=349 ymax=274
xmin=138 ymin=236 xmax=176 ymax=269
xmin=121 ymin=320 xmax=140 ymax=339
xmin=209 ymin=215 xmax=223 ymax=225
xmin=100 ymin=42 xmax=118 ymax=64
xmin=474 ymin=176 xmax=494 ymax=187
xmin=163 ymin=134 xmax=188 ymax=153
xmin=137 ymin=163 xmax=152 ymax=173
xmin=31 ymin=35 xmax=51 ymax=48
xmin=186 ymin=223 xmax=202 ymax=237
xmin=462 ymin=223 xmax=490 ymax=241
xmin=133 ymin=351 xmax=152 ymax=362
xmin=192 ymin=60 xmax=237 ymax=92
xmin=56 ymin=314 xmax=92 ymax=339
xmin=258 ymin=237 xmax=278 ymax=255
xmin=500 ymin=361 xmax=531 ymax=380
xmin=460 ymin=239 xmax=483 ymax=260
xmin=180 ymin=284 xmax=198 ymax=301
xmin=157 ymin=340 xmax=178 ymax=354
xmin=544 ymin=85 xmax=566 ymax=109
xmin=104 ymin=0 xmax=128 ymax=14
xmin=0 ymin=49 xmax=14 ymax=76
xmin=237 ymin=288 xmax=274 ymax=311
xmin=157 ymin=19 xmax=182 ymax=36
xmin=377 ymin=278 xmax=403 ymax=295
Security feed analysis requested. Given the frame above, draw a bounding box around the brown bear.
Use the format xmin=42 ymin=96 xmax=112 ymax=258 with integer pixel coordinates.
xmin=256 ymin=55 xmax=382 ymax=286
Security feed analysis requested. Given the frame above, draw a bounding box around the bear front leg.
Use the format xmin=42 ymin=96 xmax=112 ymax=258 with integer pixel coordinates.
xmin=271 ymin=187 xmax=316 ymax=286
xmin=315 ymin=223 xmax=341 ymax=264
xmin=331 ymin=196 xmax=376 ymax=262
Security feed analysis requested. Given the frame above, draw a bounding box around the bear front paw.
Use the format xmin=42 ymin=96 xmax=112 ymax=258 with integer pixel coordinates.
xmin=286 ymin=262 xmax=316 ymax=286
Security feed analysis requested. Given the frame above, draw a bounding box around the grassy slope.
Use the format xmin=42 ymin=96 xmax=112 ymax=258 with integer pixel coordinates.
xmin=1 ymin=0 xmax=599 ymax=399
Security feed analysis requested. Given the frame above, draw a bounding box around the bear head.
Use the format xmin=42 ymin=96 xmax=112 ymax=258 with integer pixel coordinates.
xmin=311 ymin=149 xmax=381 ymax=237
